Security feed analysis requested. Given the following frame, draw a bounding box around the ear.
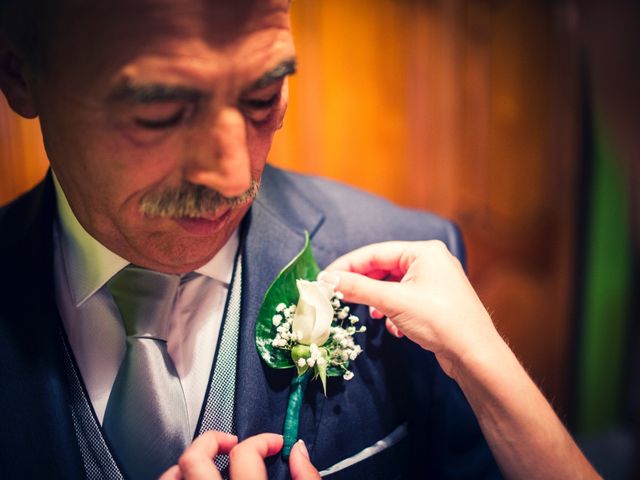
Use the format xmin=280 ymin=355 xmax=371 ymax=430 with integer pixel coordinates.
xmin=0 ymin=40 xmax=38 ymax=119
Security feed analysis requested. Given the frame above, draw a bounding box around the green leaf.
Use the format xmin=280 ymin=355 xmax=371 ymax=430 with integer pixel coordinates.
xmin=256 ymin=231 xmax=321 ymax=369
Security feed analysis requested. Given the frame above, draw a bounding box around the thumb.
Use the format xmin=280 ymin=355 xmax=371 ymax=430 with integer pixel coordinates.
xmin=289 ymin=440 xmax=320 ymax=480
xmin=319 ymin=270 xmax=399 ymax=317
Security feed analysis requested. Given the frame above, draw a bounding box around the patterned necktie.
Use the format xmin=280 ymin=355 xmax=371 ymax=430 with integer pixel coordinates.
xmin=104 ymin=265 xmax=190 ymax=480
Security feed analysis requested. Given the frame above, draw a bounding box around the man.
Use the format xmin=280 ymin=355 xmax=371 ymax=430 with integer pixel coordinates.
xmin=0 ymin=0 xmax=499 ymax=478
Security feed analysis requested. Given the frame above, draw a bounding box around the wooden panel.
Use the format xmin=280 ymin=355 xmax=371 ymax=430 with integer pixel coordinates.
xmin=0 ymin=96 xmax=48 ymax=205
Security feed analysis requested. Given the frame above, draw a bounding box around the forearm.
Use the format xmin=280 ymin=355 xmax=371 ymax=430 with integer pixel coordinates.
xmin=325 ymin=241 xmax=601 ymax=478
xmin=452 ymin=335 xmax=600 ymax=480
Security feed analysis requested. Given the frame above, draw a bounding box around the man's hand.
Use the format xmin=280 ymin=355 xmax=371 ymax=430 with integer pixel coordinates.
xmin=322 ymin=240 xmax=501 ymax=379
xmin=159 ymin=431 xmax=320 ymax=480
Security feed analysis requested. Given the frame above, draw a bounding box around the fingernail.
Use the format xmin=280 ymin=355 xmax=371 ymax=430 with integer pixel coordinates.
xmin=296 ymin=439 xmax=310 ymax=459
xmin=317 ymin=271 xmax=339 ymax=287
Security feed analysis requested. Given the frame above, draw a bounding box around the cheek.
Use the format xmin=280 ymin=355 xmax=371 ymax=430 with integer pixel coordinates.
xmin=70 ymin=132 xmax=185 ymax=219
xmin=104 ymin=124 xmax=185 ymax=175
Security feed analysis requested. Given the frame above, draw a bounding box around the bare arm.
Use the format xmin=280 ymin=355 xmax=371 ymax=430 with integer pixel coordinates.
xmin=323 ymin=240 xmax=599 ymax=480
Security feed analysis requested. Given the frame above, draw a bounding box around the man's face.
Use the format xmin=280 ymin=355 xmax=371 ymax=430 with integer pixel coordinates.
xmin=29 ymin=0 xmax=294 ymax=273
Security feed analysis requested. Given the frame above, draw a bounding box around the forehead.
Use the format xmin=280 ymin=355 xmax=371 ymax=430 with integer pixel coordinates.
xmin=45 ymin=0 xmax=293 ymax=92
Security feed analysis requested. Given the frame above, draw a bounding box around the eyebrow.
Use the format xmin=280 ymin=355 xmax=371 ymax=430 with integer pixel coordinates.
xmin=248 ymin=58 xmax=297 ymax=90
xmin=108 ymin=58 xmax=297 ymax=104
xmin=107 ymin=83 xmax=203 ymax=104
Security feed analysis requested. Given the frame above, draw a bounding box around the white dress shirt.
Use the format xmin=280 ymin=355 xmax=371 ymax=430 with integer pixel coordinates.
xmin=52 ymin=173 xmax=238 ymax=435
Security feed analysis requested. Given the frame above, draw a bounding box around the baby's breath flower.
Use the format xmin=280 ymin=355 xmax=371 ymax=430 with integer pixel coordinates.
xmin=270 ymin=284 xmax=365 ymax=386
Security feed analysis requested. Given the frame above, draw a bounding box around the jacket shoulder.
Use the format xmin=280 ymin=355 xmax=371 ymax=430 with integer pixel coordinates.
xmin=265 ymin=166 xmax=466 ymax=264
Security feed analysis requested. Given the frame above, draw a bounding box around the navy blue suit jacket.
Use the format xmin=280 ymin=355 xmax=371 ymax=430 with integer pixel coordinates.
xmin=0 ymin=165 xmax=500 ymax=479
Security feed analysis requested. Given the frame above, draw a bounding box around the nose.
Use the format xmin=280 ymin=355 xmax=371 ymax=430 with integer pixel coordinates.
xmin=184 ymin=107 xmax=252 ymax=197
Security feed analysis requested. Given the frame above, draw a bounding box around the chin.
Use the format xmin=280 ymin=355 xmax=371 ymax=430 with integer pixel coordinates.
xmin=126 ymin=232 xmax=225 ymax=273
xmin=124 ymin=205 xmax=247 ymax=272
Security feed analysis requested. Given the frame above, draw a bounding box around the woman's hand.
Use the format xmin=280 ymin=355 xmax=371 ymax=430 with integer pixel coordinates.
xmin=322 ymin=240 xmax=501 ymax=379
xmin=160 ymin=432 xmax=320 ymax=480
xmin=323 ymin=240 xmax=600 ymax=479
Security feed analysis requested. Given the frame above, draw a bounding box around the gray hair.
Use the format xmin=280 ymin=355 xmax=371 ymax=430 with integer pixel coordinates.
xmin=139 ymin=180 xmax=261 ymax=219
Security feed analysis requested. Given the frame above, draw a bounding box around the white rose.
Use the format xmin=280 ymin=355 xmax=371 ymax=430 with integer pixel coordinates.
xmin=291 ymin=279 xmax=334 ymax=346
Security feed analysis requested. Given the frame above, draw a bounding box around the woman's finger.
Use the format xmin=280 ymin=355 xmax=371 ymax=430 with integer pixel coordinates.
xmin=324 ymin=241 xmax=415 ymax=277
xmin=289 ymin=440 xmax=321 ymax=480
xmin=229 ymin=433 xmax=283 ymax=480
xmin=177 ymin=431 xmax=238 ymax=480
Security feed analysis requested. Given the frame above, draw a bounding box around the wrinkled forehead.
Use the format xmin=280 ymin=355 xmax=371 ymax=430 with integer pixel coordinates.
xmin=43 ymin=0 xmax=292 ymax=88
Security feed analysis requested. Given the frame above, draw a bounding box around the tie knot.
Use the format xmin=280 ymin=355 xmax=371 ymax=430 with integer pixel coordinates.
xmin=108 ymin=265 xmax=181 ymax=339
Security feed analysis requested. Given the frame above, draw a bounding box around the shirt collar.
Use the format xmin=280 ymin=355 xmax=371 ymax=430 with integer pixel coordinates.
xmin=53 ymin=172 xmax=238 ymax=307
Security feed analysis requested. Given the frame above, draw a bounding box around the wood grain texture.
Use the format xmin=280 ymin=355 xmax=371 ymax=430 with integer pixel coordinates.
xmin=0 ymin=96 xmax=48 ymax=205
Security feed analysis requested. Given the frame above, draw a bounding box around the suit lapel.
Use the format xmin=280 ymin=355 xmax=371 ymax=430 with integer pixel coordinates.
xmin=0 ymin=173 xmax=84 ymax=477
xmin=235 ymin=166 xmax=335 ymax=475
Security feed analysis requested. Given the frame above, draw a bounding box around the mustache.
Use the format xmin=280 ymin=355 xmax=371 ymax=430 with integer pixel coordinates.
xmin=139 ymin=180 xmax=260 ymax=218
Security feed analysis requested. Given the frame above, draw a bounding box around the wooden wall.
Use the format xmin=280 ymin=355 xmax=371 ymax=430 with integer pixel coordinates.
xmin=0 ymin=0 xmax=582 ymax=416
xmin=0 ymin=98 xmax=48 ymax=204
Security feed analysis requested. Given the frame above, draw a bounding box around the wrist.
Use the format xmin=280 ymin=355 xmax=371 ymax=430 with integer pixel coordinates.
xmin=447 ymin=325 xmax=513 ymax=386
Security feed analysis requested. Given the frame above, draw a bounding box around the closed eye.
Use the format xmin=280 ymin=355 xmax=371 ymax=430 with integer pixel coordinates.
xmin=242 ymin=94 xmax=279 ymax=110
xmin=134 ymin=107 xmax=186 ymax=130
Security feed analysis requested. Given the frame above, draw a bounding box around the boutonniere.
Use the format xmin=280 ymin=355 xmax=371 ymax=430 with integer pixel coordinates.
xmin=256 ymin=232 xmax=366 ymax=457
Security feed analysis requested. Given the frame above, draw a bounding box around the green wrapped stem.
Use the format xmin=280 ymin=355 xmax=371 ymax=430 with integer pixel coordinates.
xmin=282 ymin=371 xmax=311 ymax=459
